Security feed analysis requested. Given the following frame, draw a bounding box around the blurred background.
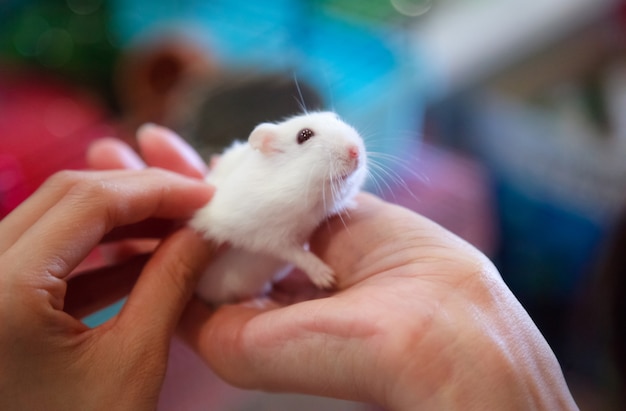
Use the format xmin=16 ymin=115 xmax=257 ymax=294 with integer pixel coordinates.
xmin=1 ymin=0 xmax=625 ymax=409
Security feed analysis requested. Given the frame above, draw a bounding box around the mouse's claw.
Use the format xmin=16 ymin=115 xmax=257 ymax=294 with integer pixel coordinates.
xmin=309 ymin=264 xmax=336 ymax=290
xmin=279 ymin=248 xmax=337 ymax=290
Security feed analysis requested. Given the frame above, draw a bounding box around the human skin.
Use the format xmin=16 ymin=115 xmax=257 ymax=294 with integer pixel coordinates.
xmin=89 ymin=126 xmax=579 ymax=410
xmin=175 ymin=194 xmax=577 ymax=410
xmin=0 ymin=165 xmax=215 ymax=409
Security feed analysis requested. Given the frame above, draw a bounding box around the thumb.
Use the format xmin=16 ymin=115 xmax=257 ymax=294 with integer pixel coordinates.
xmin=116 ymin=227 xmax=216 ymax=341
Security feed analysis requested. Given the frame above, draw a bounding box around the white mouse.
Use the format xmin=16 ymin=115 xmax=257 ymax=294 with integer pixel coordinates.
xmin=189 ymin=111 xmax=367 ymax=305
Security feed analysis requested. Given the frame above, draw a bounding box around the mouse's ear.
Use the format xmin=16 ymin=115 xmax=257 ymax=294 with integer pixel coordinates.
xmin=249 ymin=123 xmax=282 ymax=154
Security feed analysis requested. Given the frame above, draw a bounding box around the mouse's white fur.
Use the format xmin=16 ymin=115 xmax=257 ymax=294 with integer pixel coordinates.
xmin=190 ymin=111 xmax=367 ymax=304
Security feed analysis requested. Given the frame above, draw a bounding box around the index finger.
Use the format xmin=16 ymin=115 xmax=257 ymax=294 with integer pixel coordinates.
xmin=137 ymin=123 xmax=208 ymax=179
xmin=4 ymin=168 xmax=213 ymax=281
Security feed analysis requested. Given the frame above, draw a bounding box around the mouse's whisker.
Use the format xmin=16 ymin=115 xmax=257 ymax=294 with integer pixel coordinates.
xmin=321 ymin=166 xmax=329 ymax=215
xmin=368 ymin=157 xmax=420 ymax=202
xmin=336 ymin=206 xmax=352 ymax=237
xmin=322 ymin=147 xmax=333 ymax=191
xmin=368 ymin=169 xmax=396 ymax=201
xmin=319 ymin=69 xmax=336 ymax=113
xmin=366 ymin=167 xmax=389 ymax=199
xmin=367 ymin=151 xmax=425 ymax=182
xmin=329 ymin=161 xmax=337 ymax=200
xmin=367 ymin=161 xmax=401 ymax=201
xmin=304 ymin=165 xmax=316 ymax=209
xmin=361 ymin=129 xmax=422 ymax=146
xmin=293 ymin=72 xmax=309 ymax=114
xmin=369 ymin=157 xmax=412 ymax=187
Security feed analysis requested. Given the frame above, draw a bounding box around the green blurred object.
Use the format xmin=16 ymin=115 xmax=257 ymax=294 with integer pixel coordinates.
xmin=317 ymin=0 xmax=430 ymax=23
xmin=0 ymin=0 xmax=120 ymax=107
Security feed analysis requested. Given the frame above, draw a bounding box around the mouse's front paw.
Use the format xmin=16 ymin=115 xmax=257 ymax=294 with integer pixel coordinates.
xmin=309 ymin=264 xmax=336 ymax=289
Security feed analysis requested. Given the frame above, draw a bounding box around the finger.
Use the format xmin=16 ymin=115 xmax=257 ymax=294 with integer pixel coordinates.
xmin=309 ymin=192 xmax=387 ymax=288
xmin=0 ymin=166 xmax=159 ymax=254
xmin=96 ymin=239 xmax=158 ymax=266
xmin=178 ymin=297 xmax=371 ymax=402
xmin=0 ymin=170 xmax=85 ymax=254
xmin=177 ymin=299 xmax=275 ymax=386
xmin=101 ymin=218 xmax=181 ymax=243
xmin=177 ymin=297 xmax=216 ymax=348
xmin=137 ymin=123 xmax=208 ymax=178
xmin=64 ymin=254 xmax=150 ymax=318
xmin=4 ymin=169 xmax=213 ymax=283
xmin=309 ymin=192 xmax=444 ymax=289
xmin=116 ymin=227 xmax=217 ymax=341
xmin=87 ymin=137 xmax=146 ymax=170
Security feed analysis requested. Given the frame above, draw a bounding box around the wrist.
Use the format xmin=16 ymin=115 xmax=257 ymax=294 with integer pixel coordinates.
xmin=379 ymin=267 xmax=578 ymax=410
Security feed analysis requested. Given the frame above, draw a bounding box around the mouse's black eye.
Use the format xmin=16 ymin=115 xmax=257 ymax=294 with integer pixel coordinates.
xmin=297 ymin=128 xmax=314 ymax=144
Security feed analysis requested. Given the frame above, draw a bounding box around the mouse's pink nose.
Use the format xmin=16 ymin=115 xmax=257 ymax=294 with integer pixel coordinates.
xmin=348 ymin=145 xmax=359 ymax=159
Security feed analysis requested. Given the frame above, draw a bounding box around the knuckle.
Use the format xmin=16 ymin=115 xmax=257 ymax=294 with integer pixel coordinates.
xmin=69 ymin=178 xmax=109 ymax=199
xmin=145 ymin=166 xmax=172 ymax=180
xmin=43 ymin=169 xmax=88 ymax=192
xmin=162 ymin=253 xmax=198 ymax=297
xmin=59 ymin=174 xmax=119 ymax=231
xmin=45 ymin=170 xmax=114 ymax=206
xmin=64 ymin=177 xmax=110 ymax=211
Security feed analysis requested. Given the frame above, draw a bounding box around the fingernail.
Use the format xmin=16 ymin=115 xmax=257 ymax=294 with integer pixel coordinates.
xmin=136 ymin=122 xmax=160 ymax=139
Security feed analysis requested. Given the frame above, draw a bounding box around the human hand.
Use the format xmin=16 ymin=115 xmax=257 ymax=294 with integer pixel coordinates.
xmin=177 ymin=194 xmax=578 ymax=410
xmin=69 ymin=124 xmax=210 ymax=317
xmin=0 ymin=163 xmax=214 ymax=409
xmin=87 ymin=126 xmax=577 ymax=410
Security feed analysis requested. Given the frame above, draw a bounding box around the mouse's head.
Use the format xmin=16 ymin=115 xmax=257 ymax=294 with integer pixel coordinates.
xmin=248 ymin=111 xmax=367 ymax=208
xmin=249 ymin=111 xmax=366 ymax=179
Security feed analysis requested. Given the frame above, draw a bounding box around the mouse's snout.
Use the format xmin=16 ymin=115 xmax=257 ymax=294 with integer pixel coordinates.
xmin=343 ymin=143 xmax=364 ymax=172
xmin=348 ymin=145 xmax=359 ymax=160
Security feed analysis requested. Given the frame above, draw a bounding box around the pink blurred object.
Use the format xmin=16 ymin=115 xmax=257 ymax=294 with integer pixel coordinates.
xmin=379 ymin=143 xmax=497 ymax=256
xmin=0 ymin=71 xmax=115 ymax=218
